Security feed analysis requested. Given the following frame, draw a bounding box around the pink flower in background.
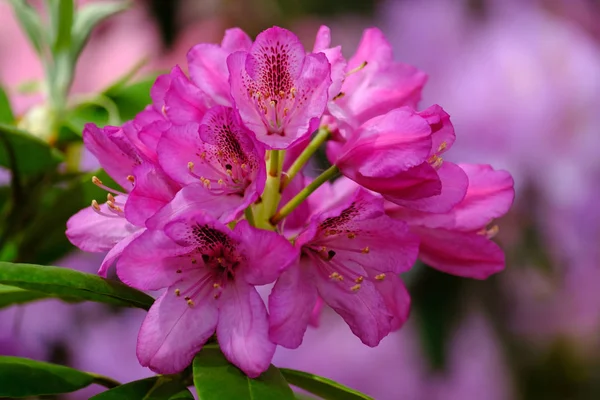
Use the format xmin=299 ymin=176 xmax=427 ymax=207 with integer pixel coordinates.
xmin=387 ymin=164 xmax=514 ymax=279
xmin=228 ymin=27 xmax=332 ymax=148
xmin=269 ymin=189 xmax=417 ymax=349
xmin=118 ymin=208 xmax=298 ymax=377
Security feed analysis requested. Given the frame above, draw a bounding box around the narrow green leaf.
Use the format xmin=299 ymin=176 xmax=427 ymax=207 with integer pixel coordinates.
xmin=0 ymin=123 xmax=63 ymax=175
xmin=0 ymin=356 xmax=95 ymax=397
xmin=0 ymin=262 xmax=154 ymax=310
xmin=71 ymin=1 xmax=129 ymax=58
xmin=280 ymin=369 xmax=373 ymax=400
xmin=193 ymin=347 xmax=294 ymax=400
xmin=0 ymin=284 xmax=49 ymax=308
xmin=90 ymin=376 xmax=193 ymax=400
xmin=53 ymin=0 xmax=74 ymax=53
xmin=0 ymin=86 xmax=14 ymax=124
xmin=105 ymin=76 xmax=157 ymax=121
xmin=7 ymin=0 xmax=47 ymax=55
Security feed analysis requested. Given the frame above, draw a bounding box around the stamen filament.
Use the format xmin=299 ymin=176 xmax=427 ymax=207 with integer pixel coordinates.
xmin=281 ymin=126 xmax=330 ymax=191
xmin=91 ymin=176 xmax=127 ymax=196
xmin=271 ymin=165 xmax=339 ymax=225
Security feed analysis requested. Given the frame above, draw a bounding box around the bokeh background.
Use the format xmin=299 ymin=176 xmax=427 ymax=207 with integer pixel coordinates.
xmin=1 ymin=0 xmax=599 ymax=399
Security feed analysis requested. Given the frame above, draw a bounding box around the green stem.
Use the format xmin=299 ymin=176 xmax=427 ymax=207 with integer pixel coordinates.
xmin=282 ymin=127 xmax=330 ymax=190
xmin=90 ymin=373 xmax=121 ymax=389
xmin=257 ymin=150 xmax=284 ymax=229
xmin=271 ymin=165 xmax=339 ymax=225
xmin=244 ymin=206 xmax=256 ymax=227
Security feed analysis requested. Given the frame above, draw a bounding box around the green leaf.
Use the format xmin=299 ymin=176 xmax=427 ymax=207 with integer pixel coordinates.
xmin=0 ymin=262 xmax=154 ymax=310
xmin=71 ymin=1 xmax=129 ymax=59
xmin=90 ymin=376 xmax=193 ymax=400
xmin=51 ymin=0 xmax=74 ymax=53
xmin=0 ymin=123 xmax=63 ymax=175
xmin=7 ymin=0 xmax=47 ymax=55
xmin=0 ymin=356 xmax=95 ymax=397
xmin=105 ymin=76 xmax=156 ymax=121
xmin=193 ymin=347 xmax=294 ymax=400
xmin=0 ymin=284 xmax=49 ymax=308
xmin=0 ymin=86 xmax=14 ymax=124
xmin=280 ymin=369 xmax=373 ymax=400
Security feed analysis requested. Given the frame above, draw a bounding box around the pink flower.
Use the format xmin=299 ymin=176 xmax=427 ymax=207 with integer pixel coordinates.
xmin=387 ymin=164 xmax=515 ymax=279
xmin=269 ymin=188 xmax=418 ymax=349
xmin=155 ymin=106 xmax=266 ymax=224
xmin=117 ymin=208 xmax=298 ymax=377
xmin=333 ymin=105 xmax=468 ymax=213
xmin=187 ymin=28 xmax=253 ymax=107
xmin=66 ymin=122 xmax=180 ymax=276
xmin=327 ymin=27 xmax=427 ymax=133
xmin=227 ymin=27 xmax=332 ymax=149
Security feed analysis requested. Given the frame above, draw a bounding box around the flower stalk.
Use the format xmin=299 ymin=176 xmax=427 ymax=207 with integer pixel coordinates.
xmin=271 ymin=164 xmax=339 ymax=225
xmin=281 ymin=126 xmax=330 ymax=190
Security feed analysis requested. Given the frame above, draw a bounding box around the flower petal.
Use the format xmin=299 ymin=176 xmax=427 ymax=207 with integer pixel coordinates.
xmin=221 ymin=27 xmax=252 ymax=52
xmin=187 ymin=44 xmax=233 ymax=106
xmin=217 ymin=282 xmax=276 ymax=378
xmin=268 ymin=259 xmax=318 ymax=349
xmin=98 ymin=228 xmax=144 ymax=277
xmin=164 ymin=65 xmax=211 ymax=124
xmin=234 ymin=220 xmax=299 ymax=285
xmin=415 ymin=227 xmax=505 ymax=279
xmin=157 ymin=123 xmax=203 ymax=185
xmin=66 ymin=201 xmax=139 ymax=252
xmin=124 ymin=163 xmax=180 ymax=226
xmin=368 ymin=272 xmax=411 ymax=331
xmin=137 ymin=289 xmax=217 ymax=374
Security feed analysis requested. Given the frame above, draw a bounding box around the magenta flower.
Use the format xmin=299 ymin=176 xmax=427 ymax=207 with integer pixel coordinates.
xmin=227 ymin=27 xmax=332 ymax=149
xmin=156 ymin=105 xmax=266 ymax=223
xmin=187 ymin=28 xmax=253 ymax=107
xmin=328 ymin=28 xmax=427 ymax=132
xmin=269 ymin=189 xmax=418 ymax=349
xmin=67 ymin=122 xmax=180 ymax=276
xmin=333 ymin=105 xmax=468 ymax=213
xmin=117 ymin=208 xmax=298 ymax=377
xmin=387 ymin=164 xmax=515 ymax=279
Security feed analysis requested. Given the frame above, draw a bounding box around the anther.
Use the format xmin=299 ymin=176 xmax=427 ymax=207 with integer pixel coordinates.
xmin=127 ymin=175 xmax=135 ymax=183
xmin=213 ymin=283 xmax=221 ymax=289
xmin=438 ymin=141 xmax=447 ymax=153
xmin=187 ymin=161 xmax=195 ymax=171
xmin=175 ymin=289 xmax=181 ymax=296
xmin=346 ymin=61 xmax=368 ymax=76
xmin=191 ymin=258 xmax=197 ymax=264
xmin=176 ymin=269 xmax=182 ymax=274
xmin=375 ymin=273 xmax=386 ymax=281
xmin=290 ymin=87 xmax=297 ymax=98
xmin=91 ymin=200 xmax=101 ymax=211
xmin=355 ymin=276 xmax=364 ymax=283
xmin=106 ymin=201 xmax=123 ymax=213
xmin=478 ymin=225 xmax=499 ymax=239
xmin=361 ymin=246 xmax=370 ymax=254
xmin=161 ymin=104 xmax=167 ymax=117
xmin=92 ymin=176 xmax=103 ymax=186
xmin=187 ymin=299 xmax=195 ymax=307
xmin=333 ymin=92 xmax=345 ymax=101
xmin=213 ymin=293 xmax=221 ymax=299
xmin=329 ymin=272 xmax=344 ymax=281
xmin=350 ymin=284 xmax=361 ymax=292
xmin=107 ymin=193 xmax=116 ymax=203
xmin=347 ymin=233 xmax=356 ymax=239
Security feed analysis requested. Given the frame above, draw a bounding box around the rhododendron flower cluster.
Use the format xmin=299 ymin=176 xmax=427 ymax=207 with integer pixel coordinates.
xmin=67 ymin=26 xmax=514 ymax=378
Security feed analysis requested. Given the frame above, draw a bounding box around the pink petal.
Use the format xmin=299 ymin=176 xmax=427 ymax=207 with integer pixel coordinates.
xmin=82 ymin=123 xmax=141 ymax=189
xmin=157 ymin=123 xmax=203 ymax=185
xmin=187 ymin=44 xmax=232 ymax=106
xmin=336 ymin=108 xmax=433 ymax=178
xmin=124 ymin=163 xmax=180 ymax=226
xmin=98 ymin=228 xmax=144 ymax=277
xmin=452 ymin=164 xmax=515 ymax=231
xmin=268 ymin=259 xmax=318 ymax=349
xmin=163 ymin=211 xmax=236 ymax=248
xmin=234 ymin=220 xmax=299 ymax=285
xmin=164 ymin=66 xmax=211 ymax=124
xmin=221 ymin=27 xmax=252 ymax=52
xmin=312 ymin=25 xmax=332 ymax=52
xmin=315 ymin=272 xmax=393 ymax=347
xmin=117 ymin=229 xmax=195 ymax=290
xmin=417 ymin=105 xmax=455 ymax=155
xmin=217 ymin=282 xmax=276 ymax=378
xmin=146 ymin=183 xmax=247 ymax=229
xmin=415 ymin=227 xmax=505 ymax=279
xmin=368 ymin=272 xmax=411 ymax=331
xmin=137 ymin=289 xmax=218 ymax=374
xmin=389 ymin=161 xmax=468 ymax=213
xmin=66 ymin=202 xmax=139 ymax=252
